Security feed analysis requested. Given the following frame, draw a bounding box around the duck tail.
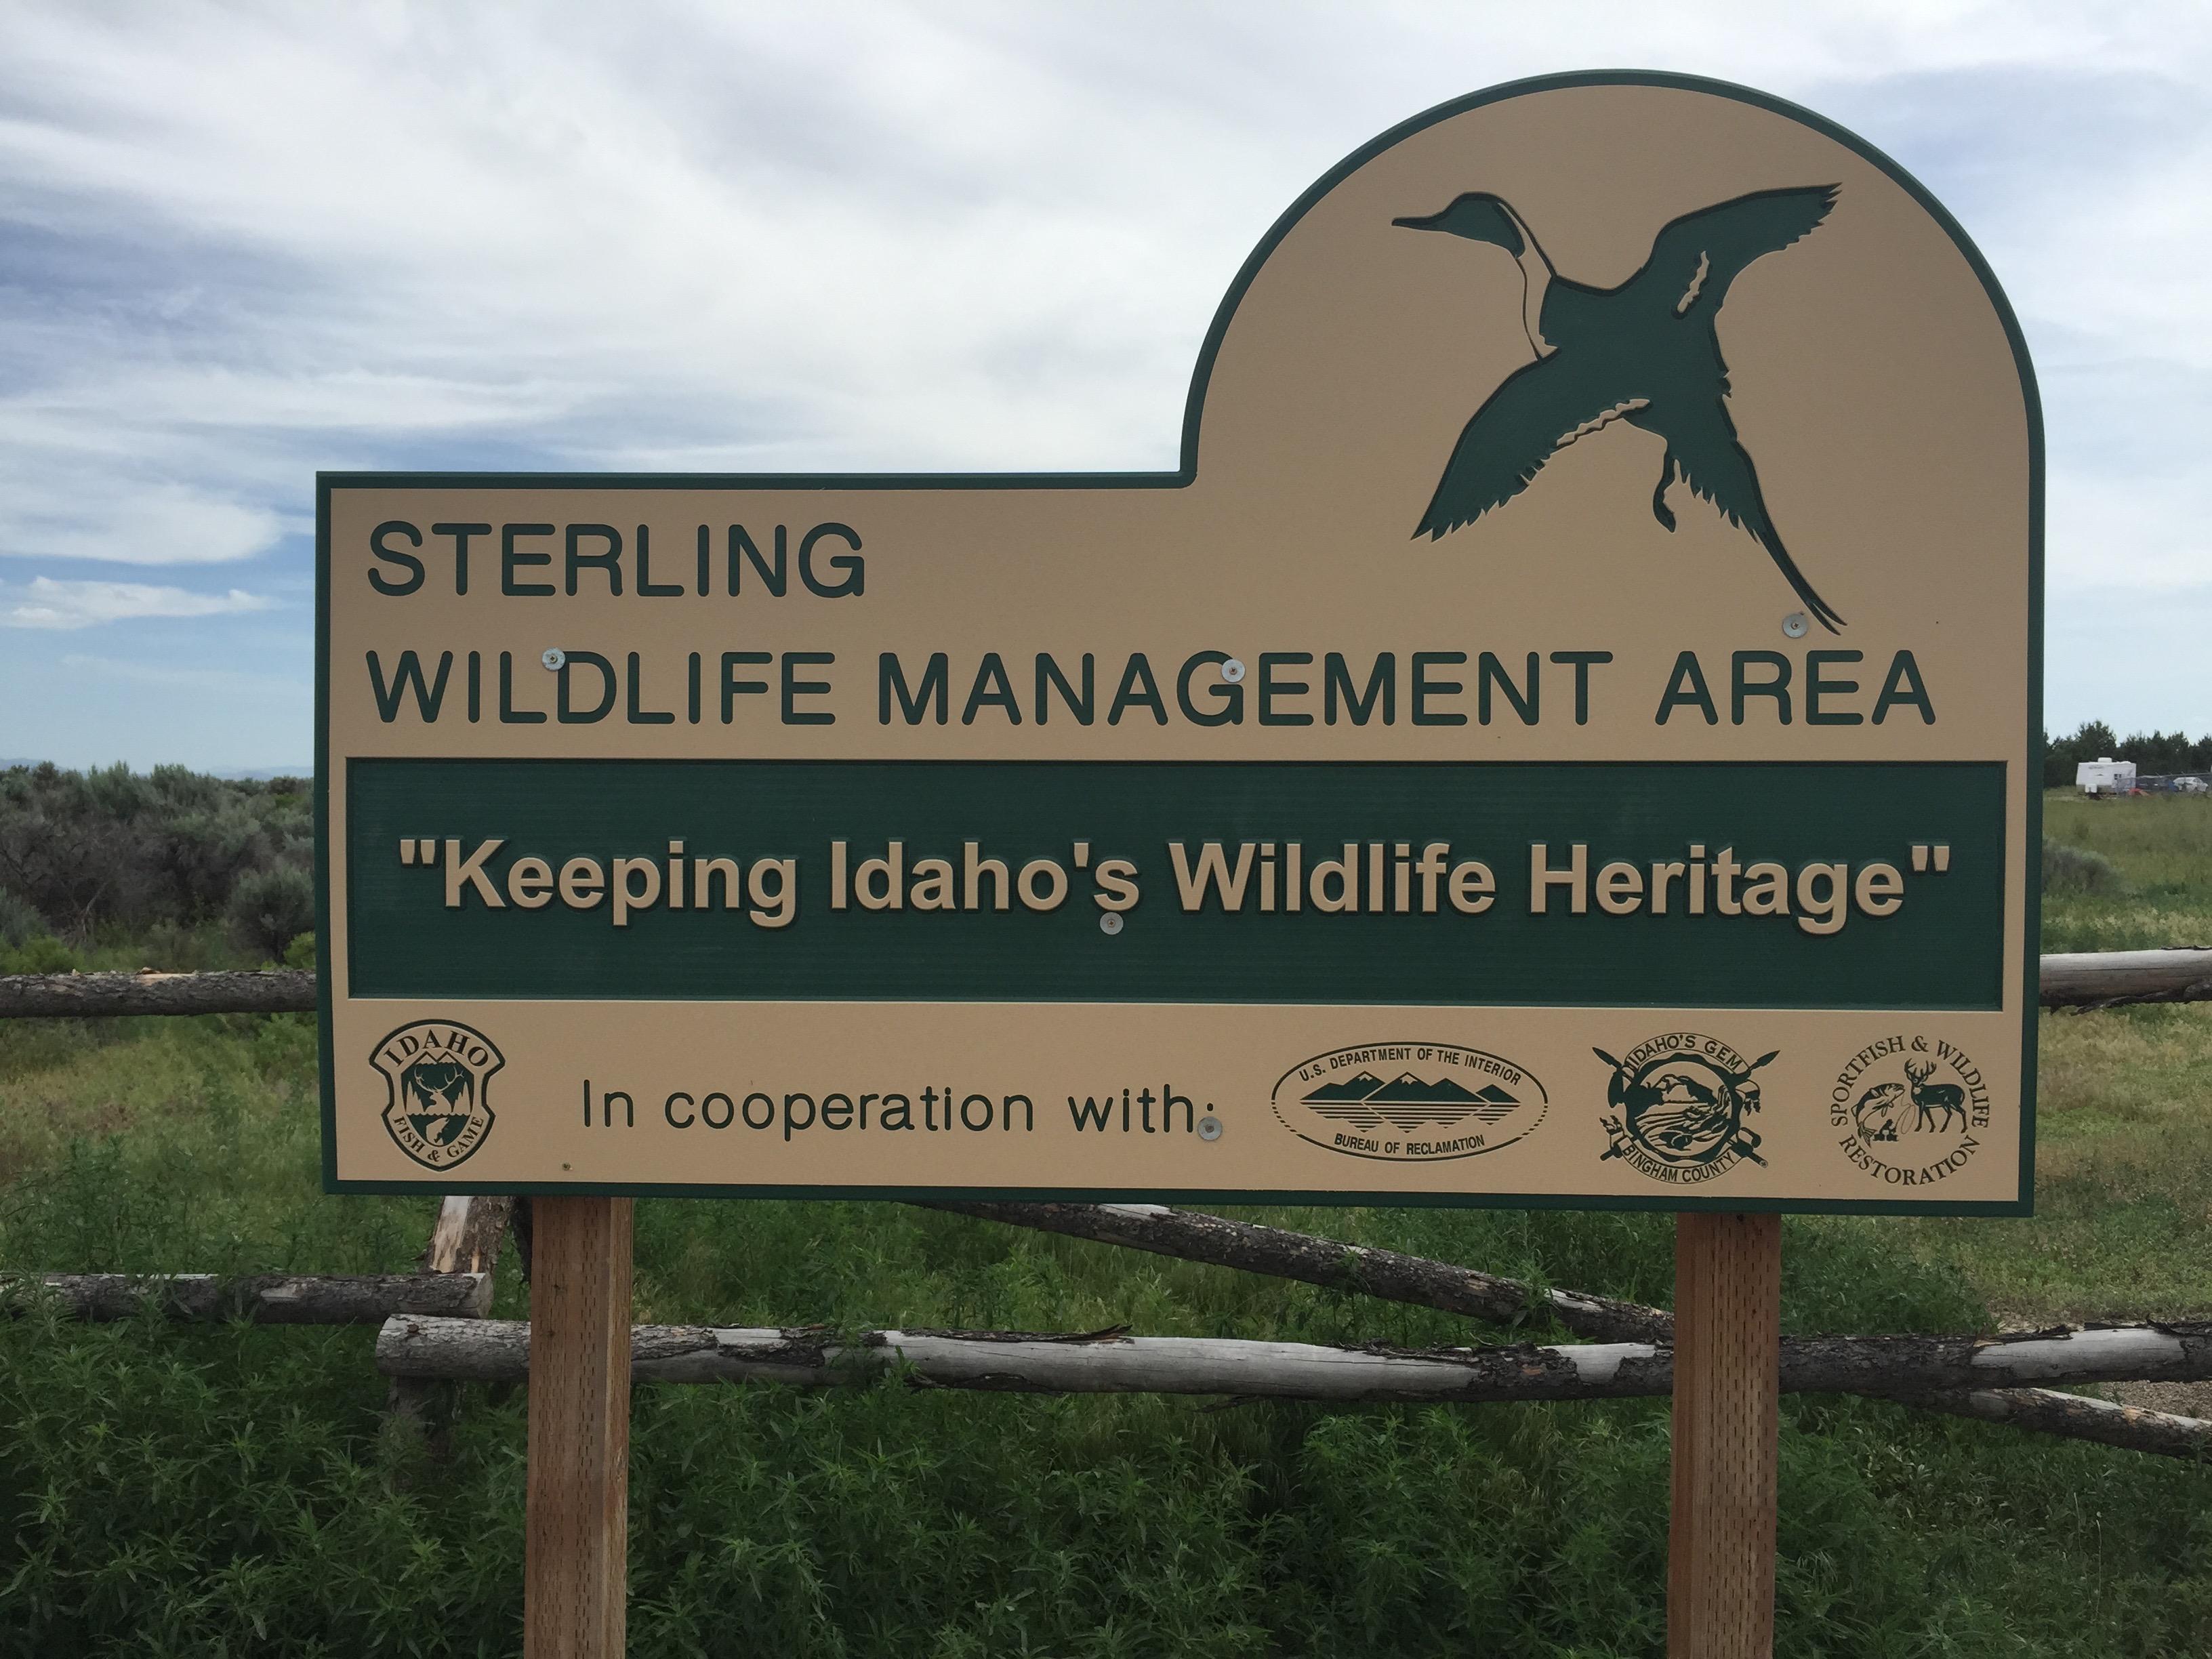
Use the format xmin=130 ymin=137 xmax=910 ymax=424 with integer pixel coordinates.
xmin=1761 ymin=530 xmax=1847 ymax=633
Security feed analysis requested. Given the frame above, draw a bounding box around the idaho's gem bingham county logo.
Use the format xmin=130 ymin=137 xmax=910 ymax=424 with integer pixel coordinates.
xmin=371 ymin=1021 xmax=502 ymax=1170
xmin=1596 ymin=1034 xmax=1775 ymax=1184
xmin=1832 ymin=1034 xmax=1988 ymax=1187
xmin=1271 ymin=1043 xmax=1547 ymax=1162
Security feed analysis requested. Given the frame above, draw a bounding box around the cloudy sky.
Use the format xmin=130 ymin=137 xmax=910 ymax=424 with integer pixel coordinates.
xmin=1 ymin=1 xmax=2205 ymax=769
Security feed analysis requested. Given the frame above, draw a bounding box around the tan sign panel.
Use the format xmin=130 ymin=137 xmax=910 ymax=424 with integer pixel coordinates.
xmin=317 ymin=73 xmax=2039 ymax=1212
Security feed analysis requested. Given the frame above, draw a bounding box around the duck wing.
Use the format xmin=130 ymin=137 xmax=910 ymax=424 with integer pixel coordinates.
xmin=1415 ymin=354 xmax=1647 ymax=539
xmin=1632 ymin=186 xmax=1838 ymax=320
xmin=1663 ymin=396 xmax=1845 ymax=631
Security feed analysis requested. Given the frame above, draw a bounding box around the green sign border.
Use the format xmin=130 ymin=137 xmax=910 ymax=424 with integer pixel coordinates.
xmin=316 ymin=70 xmax=2043 ymax=1214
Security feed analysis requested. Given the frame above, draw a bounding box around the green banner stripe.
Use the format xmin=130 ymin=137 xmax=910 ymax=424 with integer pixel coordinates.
xmin=346 ymin=759 xmax=2004 ymax=1008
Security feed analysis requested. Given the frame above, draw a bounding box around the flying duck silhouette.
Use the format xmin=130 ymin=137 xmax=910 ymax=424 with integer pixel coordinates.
xmin=1395 ymin=185 xmax=1845 ymax=631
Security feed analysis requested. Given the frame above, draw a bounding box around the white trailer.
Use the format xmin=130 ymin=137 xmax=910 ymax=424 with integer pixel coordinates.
xmin=2075 ymin=758 xmax=2137 ymax=797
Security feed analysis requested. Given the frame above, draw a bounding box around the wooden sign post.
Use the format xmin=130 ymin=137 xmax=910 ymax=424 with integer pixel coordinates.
xmin=523 ymin=1197 xmax=633 ymax=1659
xmin=314 ymin=72 xmax=2038 ymax=1651
xmin=1670 ymin=1212 xmax=1783 ymax=1656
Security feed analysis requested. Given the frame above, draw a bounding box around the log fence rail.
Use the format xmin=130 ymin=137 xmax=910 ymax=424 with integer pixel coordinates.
xmin=5 ymin=959 xmax=2211 ymax=1465
xmin=10 ymin=1189 xmax=2212 ymax=1460
xmin=5 ymin=949 xmax=2211 ymax=1020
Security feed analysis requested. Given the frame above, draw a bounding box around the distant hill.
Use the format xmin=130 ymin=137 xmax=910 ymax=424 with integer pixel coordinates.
xmin=1304 ymin=1071 xmax=1387 ymax=1103
xmin=1302 ymin=1070 xmax=1515 ymax=1107
xmin=1368 ymin=1072 xmax=1483 ymax=1105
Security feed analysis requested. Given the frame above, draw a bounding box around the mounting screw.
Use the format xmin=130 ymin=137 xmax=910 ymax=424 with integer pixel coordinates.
xmin=1197 ymin=1115 xmax=1223 ymax=1141
xmin=1219 ymin=657 xmax=1246 ymax=683
xmin=1099 ymin=912 xmax=1124 ymax=935
xmin=541 ymin=648 xmax=566 ymax=671
xmin=1781 ymin=613 xmax=1808 ymax=640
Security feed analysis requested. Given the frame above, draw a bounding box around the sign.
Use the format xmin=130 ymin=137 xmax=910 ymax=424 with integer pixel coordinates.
xmin=317 ymin=72 xmax=2039 ymax=1211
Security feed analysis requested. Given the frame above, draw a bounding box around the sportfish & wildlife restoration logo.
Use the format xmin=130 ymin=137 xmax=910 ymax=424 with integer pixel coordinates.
xmin=1596 ymin=1033 xmax=1774 ymax=1184
xmin=1832 ymin=1034 xmax=1988 ymax=1188
xmin=371 ymin=1021 xmax=503 ymax=1170
xmin=1271 ymin=1042 xmax=1547 ymax=1162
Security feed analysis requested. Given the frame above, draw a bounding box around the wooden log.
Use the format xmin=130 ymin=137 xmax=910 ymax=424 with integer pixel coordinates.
xmin=388 ymin=1197 xmax=515 ymax=1452
xmin=922 ymin=1199 xmax=1673 ymax=1342
xmin=1901 ymin=1386 xmax=2212 ymax=1459
xmin=6 ymin=950 xmax=2209 ymax=1020
xmin=375 ymin=1315 xmax=2212 ymax=1401
xmin=7 ymin=1271 xmax=490 ymax=1322
xmin=425 ymin=1194 xmax=515 ymax=1277
xmin=1668 ymin=1213 xmax=1780 ymax=1658
xmin=0 ymin=968 xmax=315 ymax=1018
xmin=513 ymin=1195 xmax=534 ymax=1282
xmin=931 ymin=1193 xmax=2205 ymax=1456
xmin=2039 ymin=948 xmax=2212 ymax=1010
xmin=525 ymin=1197 xmax=632 ymax=1659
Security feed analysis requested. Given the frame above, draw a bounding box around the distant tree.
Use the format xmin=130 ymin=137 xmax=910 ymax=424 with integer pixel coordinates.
xmin=0 ymin=762 xmax=315 ymax=944
xmin=2041 ymin=721 xmax=2212 ymax=787
xmin=2118 ymin=729 xmax=2200 ymax=775
xmin=2043 ymin=720 xmax=2119 ymax=787
xmin=2074 ymin=720 xmax=2118 ymax=758
xmin=0 ymin=765 xmax=150 ymax=933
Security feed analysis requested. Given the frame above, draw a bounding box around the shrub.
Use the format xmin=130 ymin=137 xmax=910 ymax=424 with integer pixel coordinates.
xmin=0 ymin=762 xmax=310 ymax=943
xmin=0 ymin=884 xmax=41 ymax=947
xmin=228 ymin=864 xmax=315 ymax=959
xmin=2043 ymin=837 xmax=2127 ymax=897
xmin=0 ymin=933 xmax=80 ymax=975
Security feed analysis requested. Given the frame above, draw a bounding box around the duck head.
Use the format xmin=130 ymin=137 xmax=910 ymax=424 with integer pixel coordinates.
xmin=1392 ymin=193 xmax=1527 ymax=254
xmin=1393 ymin=192 xmax=1556 ymax=356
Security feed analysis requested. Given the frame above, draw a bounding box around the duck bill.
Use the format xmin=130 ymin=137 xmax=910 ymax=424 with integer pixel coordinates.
xmin=1391 ymin=212 xmax=1448 ymax=231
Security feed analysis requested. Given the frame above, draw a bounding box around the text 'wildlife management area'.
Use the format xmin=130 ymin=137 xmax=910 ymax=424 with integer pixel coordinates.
xmin=357 ymin=626 xmax=1942 ymax=734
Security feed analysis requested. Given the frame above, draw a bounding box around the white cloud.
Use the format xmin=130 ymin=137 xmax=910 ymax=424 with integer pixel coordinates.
xmin=0 ymin=0 xmax=2176 ymax=480
xmin=3 ymin=576 xmax=275 ymax=630
xmin=0 ymin=0 xmax=2209 ymax=750
xmin=57 ymin=651 xmax=303 ymax=693
xmin=0 ymin=483 xmax=286 ymax=566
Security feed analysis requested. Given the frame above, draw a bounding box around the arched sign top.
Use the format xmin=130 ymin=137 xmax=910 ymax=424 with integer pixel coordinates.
xmin=1179 ymin=70 xmax=2040 ymax=488
xmin=317 ymin=73 xmax=2039 ymax=1215
xmin=1174 ymin=72 xmax=2037 ymax=653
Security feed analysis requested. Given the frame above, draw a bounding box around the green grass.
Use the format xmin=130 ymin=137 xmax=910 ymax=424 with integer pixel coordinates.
xmin=1877 ymin=1005 xmax=2212 ymax=1322
xmin=3 ymin=800 xmax=2212 ymax=1654
xmin=2041 ymin=791 xmax=2212 ymax=951
xmin=1881 ymin=796 xmax=2212 ymax=1321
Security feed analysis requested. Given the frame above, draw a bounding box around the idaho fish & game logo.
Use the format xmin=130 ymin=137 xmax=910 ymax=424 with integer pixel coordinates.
xmin=1595 ymin=1033 xmax=1774 ymax=1184
xmin=1832 ymin=1033 xmax=1987 ymax=1188
xmin=371 ymin=1021 xmax=502 ymax=1170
